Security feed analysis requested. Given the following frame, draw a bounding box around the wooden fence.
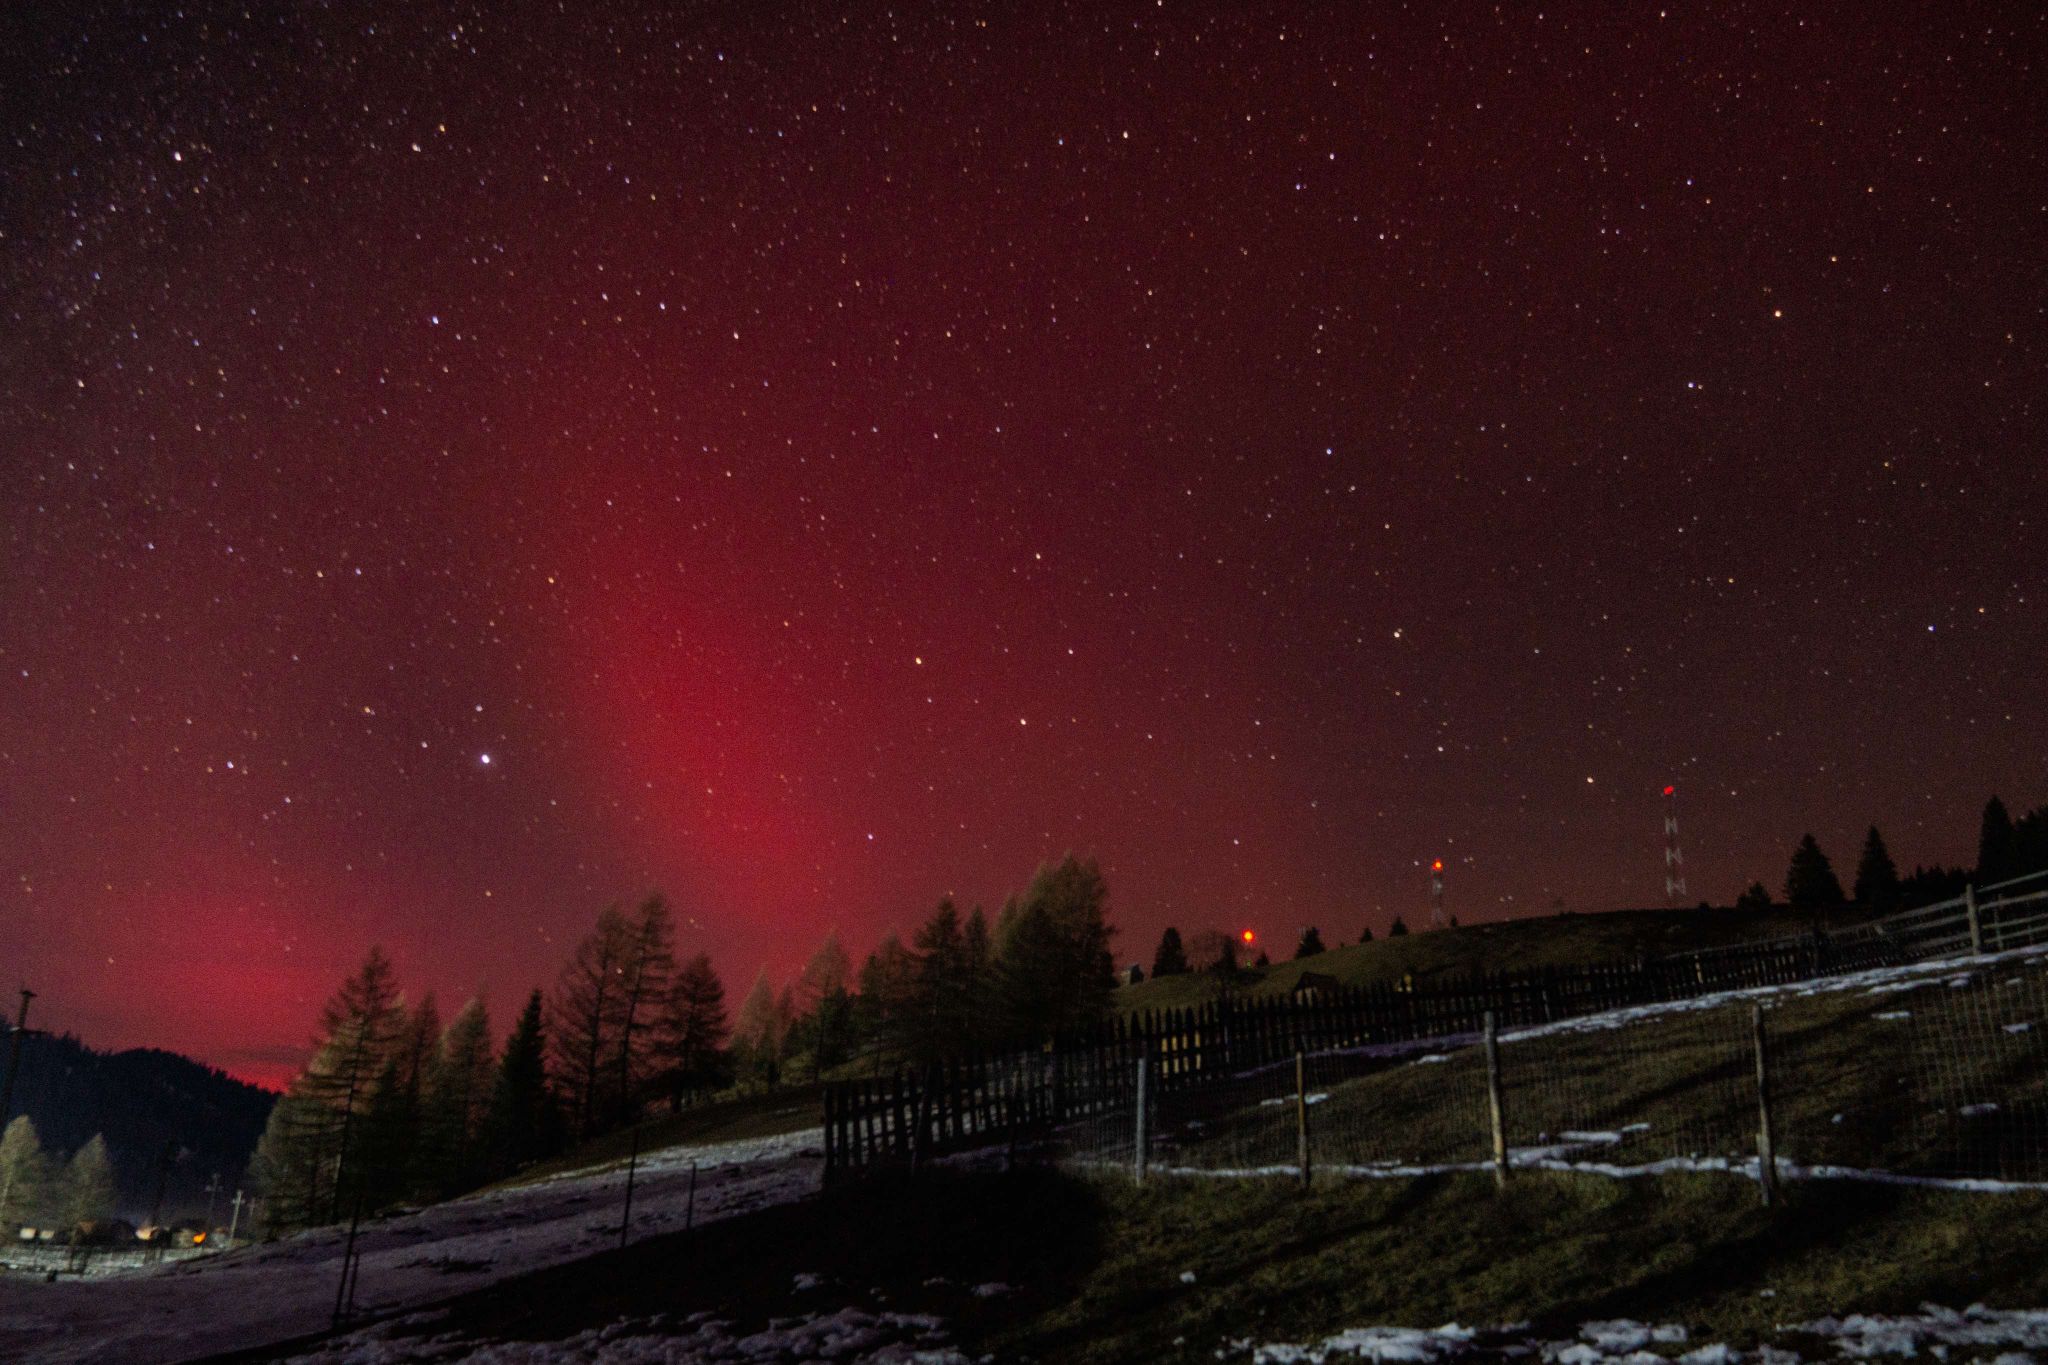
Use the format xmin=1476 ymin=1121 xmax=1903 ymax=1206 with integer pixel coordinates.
xmin=822 ymin=884 xmax=2048 ymax=1178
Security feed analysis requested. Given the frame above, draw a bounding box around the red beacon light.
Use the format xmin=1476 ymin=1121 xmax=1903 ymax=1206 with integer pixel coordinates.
xmin=1663 ymin=785 xmax=1676 ymax=797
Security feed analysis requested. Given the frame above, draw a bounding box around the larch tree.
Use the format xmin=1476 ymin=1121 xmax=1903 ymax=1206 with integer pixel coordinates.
xmin=549 ymin=905 xmax=633 ymax=1139
xmin=908 ymin=900 xmax=978 ymax=1064
xmin=423 ymin=997 xmax=494 ymax=1197
xmin=0 ymin=1116 xmax=53 ymax=1230
xmin=272 ymin=945 xmax=407 ymax=1219
xmin=788 ymin=932 xmax=852 ymax=1079
xmin=994 ymin=857 xmax=1116 ymax=1046
xmin=393 ymin=993 xmax=443 ymax=1097
xmin=854 ymin=935 xmax=917 ymax=1064
xmin=354 ymin=1056 xmax=419 ymax=1212
xmin=731 ymin=969 xmax=785 ymax=1089
xmin=62 ymin=1135 xmax=116 ymax=1231
xmin=659 ymin=953 xmax=730 ymax=1107
xmin=608 ymin=896 xmax=677 ymax=1128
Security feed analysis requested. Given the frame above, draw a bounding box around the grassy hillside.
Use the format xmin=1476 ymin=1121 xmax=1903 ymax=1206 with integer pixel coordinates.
xmin=1119 ymin=904 xmax=1863 ymax=1016
xmin=392 ymin=1166 xmax=2047 ymax=1364
xmin=493 ymin=1084 xmax=824 ymax=1189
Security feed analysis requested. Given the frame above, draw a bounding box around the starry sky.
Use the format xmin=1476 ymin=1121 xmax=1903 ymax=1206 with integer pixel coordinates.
xmin=3 ymin=2 xmax=2043 ymax=1089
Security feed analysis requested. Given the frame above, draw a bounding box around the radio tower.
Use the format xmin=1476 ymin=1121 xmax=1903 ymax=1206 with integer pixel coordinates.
xmin=1663 ymin=785 xmax=1687 ymax=905
xmin=1429 ymin=859 xmax=1447 ymax=928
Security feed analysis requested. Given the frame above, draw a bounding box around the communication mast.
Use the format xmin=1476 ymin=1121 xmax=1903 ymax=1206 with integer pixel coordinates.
xmin=1664 ymin=785 xmax=1687 ymax=905
xmin=1429 ymin=859 xmax=1447 ymax=928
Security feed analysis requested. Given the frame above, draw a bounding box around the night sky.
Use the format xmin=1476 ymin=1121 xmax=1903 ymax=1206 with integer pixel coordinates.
xmin=4 ymin=3 xmax=2043 ymax=1089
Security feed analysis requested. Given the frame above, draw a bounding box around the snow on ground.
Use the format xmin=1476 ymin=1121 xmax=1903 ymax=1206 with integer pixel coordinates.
xmin=0 ymin=1128 xmax=822 ymax=1365
xmin=1494 ymin=943 xmax=2048 ymax=1049
xmin=276 ymin=1304 xmax=971 ymax=1364
xmin=1239 ymin=1306 xmax=2048 ymax=1363
xmin=1211 ymin=945 xmax=2048 ymax=1088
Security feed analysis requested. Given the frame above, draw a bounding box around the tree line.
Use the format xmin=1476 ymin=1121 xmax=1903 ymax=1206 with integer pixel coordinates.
xmin=0 ymin=1118 xmax=116 ymax=1238
xmin=1734 ymin=795 xmax=2048 ymax=914
xmin=248 ymin=855 xmax=1116 ymax=1232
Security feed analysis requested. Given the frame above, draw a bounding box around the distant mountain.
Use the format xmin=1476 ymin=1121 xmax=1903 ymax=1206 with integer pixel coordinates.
xmin=5 ymin=1031 xmax=276 ymax=1223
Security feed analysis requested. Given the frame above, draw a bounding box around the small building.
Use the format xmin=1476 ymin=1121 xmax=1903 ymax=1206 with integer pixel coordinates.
xmin=1291 ymin=971 xmax=1342 ymax=1001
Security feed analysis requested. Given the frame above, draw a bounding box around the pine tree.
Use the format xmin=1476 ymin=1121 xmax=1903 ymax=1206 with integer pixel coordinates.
xmin=1389 ymin=916 xmax=1409 ymax=937
xmin=1294 ymin=926 xmax=1326 ymax=959
xmin=1735 ymin=881 xmax=1773 ymax=912
xmin=659 ymin=954 xmax=730 ymax=1106
xmin=61 ymin=1135 xmax=116 ymax=1232
xmin=1358 ymin=926 xmax=1374 ymax=944
xmin=484 ymin=990 xmax=559 ymax=1177
xmin=0 ymin=1115 xmax=53 ymax=1231
xmin=1978 ymin=797 xmax=2017 ymax=885
xmin=1853 ymin=826 xmax=1902 ymax=912
xmin=1784 ymin=834 xmax=1846 ymax=910
xmin=1151 ymin=927 xmax=1190 ymax=977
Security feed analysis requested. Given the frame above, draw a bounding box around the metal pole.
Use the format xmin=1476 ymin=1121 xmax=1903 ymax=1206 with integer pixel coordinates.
xmin=1294 ymin=1051 xmax=1311 ymax=1189
xmin=1483 ymin=1011 xmax=1507 ymax=1190
xmin=618 ymin=1122 xmax=642 ymax=1251
xmin=332 ymin=1195 xmax=364 ymax=1329
xmin=147 ymin=1139 xmax=175 ymax=1235
xmin=1134 ymin=1052 xmax=1150 ymax=1184
xmin=203 ymin=1173 xmax=222 ymax=1244
xmin=1753 ymin=1004 xmax=1778 ymax=1206
xmin=1965 ymin=885 xmax=1983 ymax=956
xmin=0 ymin=989 xmax=36 ymax=1126
xmin=226 ymin=1189 xmax=245 ymax=1251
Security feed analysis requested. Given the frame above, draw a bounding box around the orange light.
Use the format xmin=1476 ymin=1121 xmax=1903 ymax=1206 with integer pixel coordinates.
xmin=1431 ymin=859 xmax=1443 ymax=872
xmin=1241 ymin=929 xmax=1255 ymax=943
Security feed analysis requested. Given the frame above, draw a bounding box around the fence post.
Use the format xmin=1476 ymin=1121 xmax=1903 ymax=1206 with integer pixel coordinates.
xmin=1134 ymin=1050 xmax=1150 ymax=1184
xmin=1483 ymin=1011 xmax=1507 ymax=1190
xmin=1295 ymin=1051 xmax=1312 ymax=1189
xmin=1753 ymin=1004 xmax=1778 ymax=1206
xmin=1965 ymin=885 xmax=1983 ymax=956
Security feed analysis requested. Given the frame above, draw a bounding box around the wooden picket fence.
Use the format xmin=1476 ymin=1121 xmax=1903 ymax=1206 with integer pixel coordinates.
xmin=822 ymin=886 xmax=2048 ymax=1179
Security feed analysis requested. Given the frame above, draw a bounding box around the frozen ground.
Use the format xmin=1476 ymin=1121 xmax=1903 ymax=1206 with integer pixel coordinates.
xmin=255 ymin=1301 xmax=2048 ymax=1363
xmin=1239 ymin=1306 xmax=2048 ymax=1363
xmin=0 ymin=1129 xmax=822 ymax=1365
xmin=278 ymin=1303 xmax=975 ymax=1363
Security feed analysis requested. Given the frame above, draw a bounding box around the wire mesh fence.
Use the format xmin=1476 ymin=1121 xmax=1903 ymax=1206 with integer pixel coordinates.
xmin=823 ymin=879 xmax=2048 ymax=1178
xmin=1056 ymin=947 xmax=2048 ymax=1192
